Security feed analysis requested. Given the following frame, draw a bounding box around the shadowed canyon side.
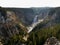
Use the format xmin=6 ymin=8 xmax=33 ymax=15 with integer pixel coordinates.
xmin=0 ymin=7 xmax=60 ymax=45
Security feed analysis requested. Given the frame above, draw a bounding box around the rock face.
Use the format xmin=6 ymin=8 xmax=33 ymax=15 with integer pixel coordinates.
xmin=0 ymin=7 xmax=28 ymax=45
xmin=44 ymin=37 xmax=60 ymax=45
xmin=0 ymin=8 xmax=27 ymax=39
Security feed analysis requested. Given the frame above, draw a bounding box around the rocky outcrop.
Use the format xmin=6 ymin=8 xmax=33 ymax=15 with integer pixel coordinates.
xmin=44 ymin=37 xmax=60 ymax=45
xmin=0 ymin=8 xmax=27 ymax=39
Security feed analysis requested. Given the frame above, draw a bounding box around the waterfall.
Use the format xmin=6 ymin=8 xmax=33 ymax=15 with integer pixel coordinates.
xmin=27 ymin=15 xmax=44 ymax=33
xmin=33 ymin=15 xmax=38 ymax=23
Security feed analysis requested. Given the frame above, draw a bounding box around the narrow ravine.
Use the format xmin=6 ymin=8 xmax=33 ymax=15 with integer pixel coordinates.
xmin=27 ymin=15 xmax=44 ymax=33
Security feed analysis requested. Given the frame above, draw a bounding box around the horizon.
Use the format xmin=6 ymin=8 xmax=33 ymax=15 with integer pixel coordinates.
xmin=0 ymin=6 xmax=60 ymax=8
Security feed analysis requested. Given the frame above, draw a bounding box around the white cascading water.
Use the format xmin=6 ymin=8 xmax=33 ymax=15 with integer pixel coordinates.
xmin=27 ymin=15 xmax=44 ymax=33
xmin=33 ymin=15 xmax=38 ymax=23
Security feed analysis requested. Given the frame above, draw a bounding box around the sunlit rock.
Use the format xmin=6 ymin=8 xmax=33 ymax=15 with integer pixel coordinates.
xmin=44 ymin=37 xmax=60 ymax=45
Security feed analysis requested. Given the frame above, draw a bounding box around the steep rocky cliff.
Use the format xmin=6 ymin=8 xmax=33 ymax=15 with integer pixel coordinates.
xmin=0 ymin=7 xmax=28 ymax=45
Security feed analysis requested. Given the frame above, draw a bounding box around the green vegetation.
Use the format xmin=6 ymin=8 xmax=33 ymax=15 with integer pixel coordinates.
xmin=2 ymin=23 xmax=60 ymax=45
xmin=0 ymin=23 xmax=28 ymax=45
xmin=27 ymin=24 xmax=60 ymax=45
xmin=2 ymin=34 xmax=27 ymax=45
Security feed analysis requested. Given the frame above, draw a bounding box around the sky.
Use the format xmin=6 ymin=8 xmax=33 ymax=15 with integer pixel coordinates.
xmin=0 ymin=0 xmax=60 ymax=8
